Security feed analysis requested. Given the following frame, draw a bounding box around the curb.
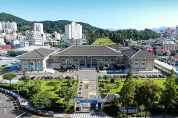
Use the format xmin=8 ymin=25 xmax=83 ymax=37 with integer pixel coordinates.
xmin=0 ymin=91 xmax=47 ymax=118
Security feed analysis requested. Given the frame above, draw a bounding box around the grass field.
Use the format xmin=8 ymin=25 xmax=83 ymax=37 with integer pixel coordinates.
xmin=98 ymin=78 xmax=167 ymax=94
xmin=92 ymin=38 xmax=116 ymax=46
xmin=0 ymin=79 xmax=78 ymax=105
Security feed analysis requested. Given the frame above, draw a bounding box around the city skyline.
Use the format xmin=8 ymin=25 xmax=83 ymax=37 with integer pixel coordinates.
xmin=0 ymin=0 xmax=178 ymax=30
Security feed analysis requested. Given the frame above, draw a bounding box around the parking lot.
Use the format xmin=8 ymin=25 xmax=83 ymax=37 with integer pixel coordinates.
xmin=0 ymin=92 xmax=37 ymax=118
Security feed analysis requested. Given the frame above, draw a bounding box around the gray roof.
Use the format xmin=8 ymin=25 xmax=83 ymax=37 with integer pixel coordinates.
xmin=101 ymin=94 xmax=120 ymax=102
xmin=17 ymin=48 xmax=55 ymax=59
xmin=121 ymin=48 xmax=157 ymax=59
xmin=57 ymin=45 xmax=122 ymax=56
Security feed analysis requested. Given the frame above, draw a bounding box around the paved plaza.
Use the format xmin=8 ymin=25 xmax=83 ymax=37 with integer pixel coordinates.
xmin=76 ymin=70 xmax=100 ymax=112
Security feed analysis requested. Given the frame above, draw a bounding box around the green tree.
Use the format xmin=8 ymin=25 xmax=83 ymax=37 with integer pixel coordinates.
xmin=54 ymin=83 xmax=59 ymax=91
xmin=134 ymin=75 xmax=140 ymax=80
xmin=120 ymin=69 xmax=136 ymax=115
xmin=3 ymin=72 xmax=17 ymax=86
xmin=30 ymin=91 xmax=52 ymax=109
xmin=160 ymin=69 xmax=177 ymax=118
xmin=135 ymin=80 xmax=161 ymax=118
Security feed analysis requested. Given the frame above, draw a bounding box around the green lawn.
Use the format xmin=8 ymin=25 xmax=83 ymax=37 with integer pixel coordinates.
xmin=0 ymin=79 xmax=78 ymax=105
xmin=92 ymin=38 xmax=116 ymax=46
xmin=98 ymin=78 xmax=167 ymax=94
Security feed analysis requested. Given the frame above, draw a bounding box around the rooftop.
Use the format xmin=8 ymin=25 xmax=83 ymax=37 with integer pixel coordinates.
xmin=57 ymin=45 xmax=122 ymax=56
xmin=17 ymin=48 xmax=55 ymax=59
xmin=121 ymin=48 xmax=157 ymax=59
xmin=163 ymin=40 xmax=176 ymax=45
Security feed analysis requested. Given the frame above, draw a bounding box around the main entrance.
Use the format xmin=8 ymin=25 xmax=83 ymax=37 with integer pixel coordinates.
xmin=79 ymin=57 xmax=98 ymax=68
xmin=86 ymin=57 xmax=91 ymax=68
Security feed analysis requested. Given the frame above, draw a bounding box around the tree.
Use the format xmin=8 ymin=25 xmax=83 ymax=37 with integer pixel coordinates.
xmin=58 ymin=86 xmax=76 ymax=107
xmin=134 ymin=75 xmax=140 ymax=80
xmin=160 ymin=69 xmax=177 ymax=118
xmin=120 ymin=69 xmax=136 ymax=115
xmin=135 ymin=79 xmax=161 ymax=117
xmin=30 ymin=91 xmax=52 ymax=109
xmin=53 ymin=82 xmax=59 ymax=91
xmin=3 ymin=72 xmax=16 ymax=86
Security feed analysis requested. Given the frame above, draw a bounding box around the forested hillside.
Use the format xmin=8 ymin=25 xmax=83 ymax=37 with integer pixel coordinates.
xmin=0 ymin=12 xmax=160 ymax=45
xmin=0 ymin=12 xmax=101 ymax=34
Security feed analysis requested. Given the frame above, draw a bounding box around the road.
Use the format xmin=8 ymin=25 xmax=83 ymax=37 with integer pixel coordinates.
xmin=0 ymin=92 xmax=37 ymax=118
xmin=0 ymin=66 xmax=19 ymax=75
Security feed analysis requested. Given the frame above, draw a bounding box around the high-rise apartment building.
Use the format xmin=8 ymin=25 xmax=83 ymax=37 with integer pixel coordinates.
xmin=33 ymin=23 xmax=44 ymax=34
xmin=65 ymin=21 xmax=82 ymax=39
xmin=0 ymin=21 xmax=17 ymax=33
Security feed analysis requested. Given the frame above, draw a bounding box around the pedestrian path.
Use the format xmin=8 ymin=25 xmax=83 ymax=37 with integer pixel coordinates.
xmin=70 ymin=113 xmax=111 ymax=118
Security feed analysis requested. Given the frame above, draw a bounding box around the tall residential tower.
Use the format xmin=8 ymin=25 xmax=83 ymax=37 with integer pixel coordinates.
xmin=65 ymin=21 xmax=82 ymax=39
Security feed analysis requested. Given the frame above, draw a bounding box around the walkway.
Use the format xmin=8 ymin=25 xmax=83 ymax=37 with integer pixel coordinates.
xmin=76 ymin=70 xmax=100 ymax=112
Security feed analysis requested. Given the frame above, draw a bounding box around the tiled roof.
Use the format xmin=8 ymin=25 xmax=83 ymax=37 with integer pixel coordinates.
xmin=101 ymin=94 xmax=120 ymax=102
xmin=17 ymin=48 xmax=55 ymax=59
xmin=121 ymin=48 xmax=157 ymax=59
xmin=57 ymin=45 xmax=122 ymax=56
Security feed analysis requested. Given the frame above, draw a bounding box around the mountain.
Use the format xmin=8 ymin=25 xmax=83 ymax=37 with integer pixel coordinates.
xmin=0 ymin=12 xmax=101 ymax=34
xmin=152 ymin=27 xmax=176 ymax=33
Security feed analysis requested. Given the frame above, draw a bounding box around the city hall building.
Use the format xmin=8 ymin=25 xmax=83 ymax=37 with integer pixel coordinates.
xmin=17 ymin=45 xmax=157 ymax=71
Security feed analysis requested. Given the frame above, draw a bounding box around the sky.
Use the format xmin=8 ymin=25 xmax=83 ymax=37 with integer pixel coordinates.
xmin=0 ymin=0 xmax=178 ymax=30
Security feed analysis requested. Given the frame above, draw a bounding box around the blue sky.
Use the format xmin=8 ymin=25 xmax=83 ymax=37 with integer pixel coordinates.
xmin=0 ymin=0 xmax=178 ymax=30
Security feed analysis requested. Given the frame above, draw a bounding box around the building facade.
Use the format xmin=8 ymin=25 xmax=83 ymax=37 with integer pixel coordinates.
xmin=65 ymin=21 xmax=82 ymax=40
xmin=17 ymin=45 xmax=157 ymax=72
xmin=33 ymin=23 xmax=44 ymax=34
xmin=0 ymin=21 xmax=17 ymax=33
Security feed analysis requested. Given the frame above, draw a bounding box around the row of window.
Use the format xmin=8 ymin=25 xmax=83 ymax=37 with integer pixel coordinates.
xmin=135 ymin=63 xmax=145 ymax=65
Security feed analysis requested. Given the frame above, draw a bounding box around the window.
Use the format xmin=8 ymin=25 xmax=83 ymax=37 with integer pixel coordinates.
xmin=142 ymin=59 xmax=145 ymax=61
xmin=135 ymin=59 xmax=138 ymax=61
xmin=23 ymin=63 xmax=27 ymax=65
xmin=141 ymin=63 xmax=145 ymax=65
xmin=24 ymin=68 xmax=27 ymax=70
xmin=135 ymin=63 xmax=138 ymax=65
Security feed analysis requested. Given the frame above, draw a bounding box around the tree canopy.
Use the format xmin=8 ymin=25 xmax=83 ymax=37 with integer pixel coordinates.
xmin=3 ymin=72 xmax=17 ymax=85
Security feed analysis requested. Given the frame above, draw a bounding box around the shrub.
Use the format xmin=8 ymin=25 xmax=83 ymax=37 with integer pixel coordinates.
xmin=117 ymin=112 xmax=123 ymax=118
xmin=61 ymin=66 xmax=64 ymax=70
xmin=110 ymin=78 xmax=115 ymax=83
xmin=105 ymin=63 xmax=109 ymax=68
xmin=132 ymin=114 xmax=137 ymax=117
xmin=123 ymin=114 xmax=127 ymax=117
xmin=136 ymin=112 xmax=142 ymax=117
xmin=72 ymin=64 xmax=77 ymax=68
xmin=134 ymin=75 xmax=140 ymax=80
xmin=105 ymin=81 xmax=110 ymax=84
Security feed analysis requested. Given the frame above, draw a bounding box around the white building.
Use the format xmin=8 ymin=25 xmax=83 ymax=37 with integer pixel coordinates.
xmin=0 ymin=35 xmax=5 ymax=45
xmin=26 ymin=30 xmax=43 ymax=45
xmin=65 ymin=21 xmax=82 ymax=40
xmin=0 ymin=21 xmax=17 ymax=33
xmin=34 ymin=23 xmax=44 ymax=34
xmin=53 ymin=31 xmax=61 ymax=40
